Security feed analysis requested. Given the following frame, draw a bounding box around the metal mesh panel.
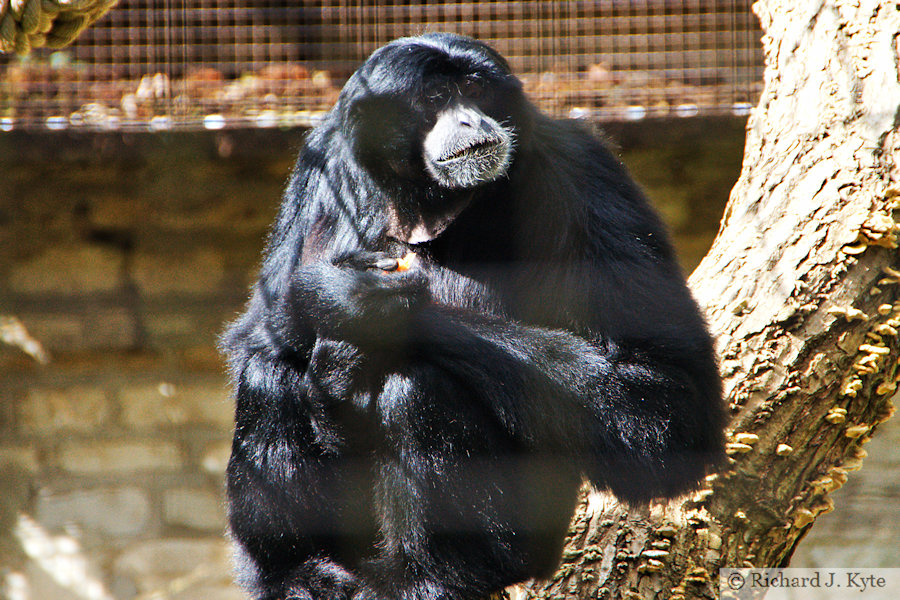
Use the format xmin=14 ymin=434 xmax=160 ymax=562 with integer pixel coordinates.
xmin=0 ymin=1 xmax=763 ymax=131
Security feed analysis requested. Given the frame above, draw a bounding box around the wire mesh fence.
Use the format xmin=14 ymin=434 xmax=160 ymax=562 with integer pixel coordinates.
xmin=0 ymin=1 xmax=764 ymax=131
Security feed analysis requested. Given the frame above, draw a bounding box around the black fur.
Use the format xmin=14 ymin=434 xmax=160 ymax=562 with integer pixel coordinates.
xmin=222 ymin=33 xmax=724 ymax=600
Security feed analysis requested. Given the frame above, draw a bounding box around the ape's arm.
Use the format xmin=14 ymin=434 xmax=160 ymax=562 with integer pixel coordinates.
xmin=406 ymin=298 xmax=723 ymax=503
xmin=222 ymin=307 xmax=380 ymax=585
xmin=277 ymin=249 xmax=723 ymax=503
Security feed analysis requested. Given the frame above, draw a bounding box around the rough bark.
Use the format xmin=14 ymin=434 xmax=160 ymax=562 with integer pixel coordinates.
xmin=523 ymin=1 xmax=900 ymax=599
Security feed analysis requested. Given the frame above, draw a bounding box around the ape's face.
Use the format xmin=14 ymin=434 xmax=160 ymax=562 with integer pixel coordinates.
xmin=420 ymin=78 xmax=513 ymax=189
xmin=341 ymin=34 xmax=526 ymax=194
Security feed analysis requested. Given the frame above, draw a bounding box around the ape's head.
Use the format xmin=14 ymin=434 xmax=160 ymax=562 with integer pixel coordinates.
xmin=339 ymin=33 xmax=531 ymax=196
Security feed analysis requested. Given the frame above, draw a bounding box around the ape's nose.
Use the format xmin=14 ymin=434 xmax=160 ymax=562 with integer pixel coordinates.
xmin=456 ymin=105 xmax=488 ymax=130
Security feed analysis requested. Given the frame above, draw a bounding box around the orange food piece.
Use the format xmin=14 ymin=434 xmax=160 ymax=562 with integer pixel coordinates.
xmin=395 ymin=252 xmax=416 ymax=272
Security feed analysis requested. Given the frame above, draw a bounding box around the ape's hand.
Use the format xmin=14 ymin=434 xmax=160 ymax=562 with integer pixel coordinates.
xmin=287 ymin=250 xmax=430 ymax=348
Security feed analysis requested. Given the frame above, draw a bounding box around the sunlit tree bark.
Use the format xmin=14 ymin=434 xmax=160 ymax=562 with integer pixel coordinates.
xmin=524 ymin=2 xmax=900 ymax=598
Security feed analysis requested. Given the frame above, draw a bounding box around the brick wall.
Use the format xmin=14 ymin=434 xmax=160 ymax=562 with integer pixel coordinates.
xmin=0 ymin=131 xmax=294 ymax=600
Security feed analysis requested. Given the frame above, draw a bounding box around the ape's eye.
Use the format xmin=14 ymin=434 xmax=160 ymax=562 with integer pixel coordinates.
xmin=461 ymin=78 xmax=484 ymax=99
xmin=426 ymin=87 xmax=451 ymax=108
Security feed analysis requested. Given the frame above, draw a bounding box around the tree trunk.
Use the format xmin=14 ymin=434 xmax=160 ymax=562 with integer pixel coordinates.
xmin=524 ymin=1 xmax=900 ymax=598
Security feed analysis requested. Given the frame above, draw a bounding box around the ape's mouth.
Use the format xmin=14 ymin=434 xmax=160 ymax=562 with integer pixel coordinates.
xmin=423 ymin=115 xmax=514 ymax=189
xmin=437 ymin=137 xmax=504 ymax=163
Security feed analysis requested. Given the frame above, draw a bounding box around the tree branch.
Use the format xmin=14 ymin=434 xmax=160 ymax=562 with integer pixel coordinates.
xmin=524 ymin=2 xmax=900 ymax=598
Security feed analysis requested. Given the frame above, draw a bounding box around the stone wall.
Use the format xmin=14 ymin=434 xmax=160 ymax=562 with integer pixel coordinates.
xmin=2 ymin=119 xmax=890 ymax=600
xmin=0 ymin=131 xmax=292 ymax=600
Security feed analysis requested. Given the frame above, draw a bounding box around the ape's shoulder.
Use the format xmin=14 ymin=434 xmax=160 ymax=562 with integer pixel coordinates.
xmin=522 ymin=115 xmax=629 ymax=180
xmin=507 ymin=115 xmax=670 ymax=255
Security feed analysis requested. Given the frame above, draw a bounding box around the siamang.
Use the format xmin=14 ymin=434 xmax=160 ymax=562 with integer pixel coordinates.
xmin=223 ymin=33 xmax=724 ymax=600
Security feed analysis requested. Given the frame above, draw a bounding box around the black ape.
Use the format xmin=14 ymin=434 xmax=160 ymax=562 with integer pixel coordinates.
xmin=223 ymin=33 xmax=724 ymax=600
